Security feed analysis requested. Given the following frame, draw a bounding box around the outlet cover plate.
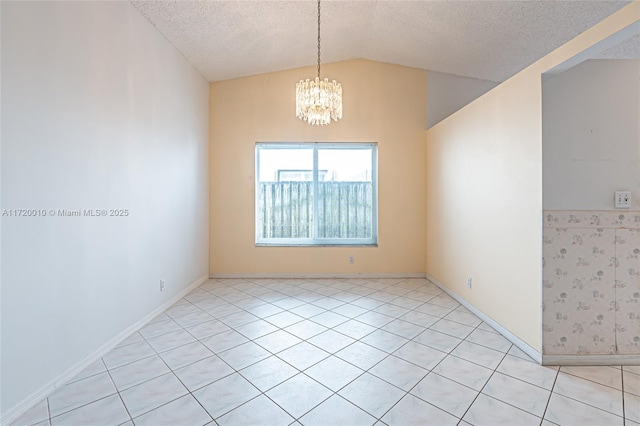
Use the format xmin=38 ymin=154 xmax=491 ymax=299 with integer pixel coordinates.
xmin=614 ymin=191 xmax=631 ymax=209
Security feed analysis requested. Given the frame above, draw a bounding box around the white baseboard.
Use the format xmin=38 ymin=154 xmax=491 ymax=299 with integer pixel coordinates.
xmin=210 ymin=272 xmax=426 ymax=279
xmin=542 ymin=354 xmax=640 ymax=366
xmin=2 ymin=274 xmax=209 ymax=426
xmin=425 ymin=273 xmax=543 ymax=364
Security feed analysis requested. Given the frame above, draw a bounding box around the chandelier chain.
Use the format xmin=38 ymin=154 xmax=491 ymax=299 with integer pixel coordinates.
xmin=317 ymin=0 xmax=321 ymax=78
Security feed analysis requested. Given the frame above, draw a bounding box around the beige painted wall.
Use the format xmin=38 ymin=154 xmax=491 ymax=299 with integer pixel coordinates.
xmin=210 ymin=60 xmax=427 ymax=275
xmin=426 ymin=71 xmax=544 ymax=351
xmin=426 ymin=3 xmax=640 ymax=352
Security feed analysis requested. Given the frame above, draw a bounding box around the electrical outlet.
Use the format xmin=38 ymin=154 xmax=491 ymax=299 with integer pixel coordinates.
xmin=160 ymin=279 xmax=165 ymax=292
xmin=614 ymin=191 xmax=631 ymax=209
xmin=467 ymin=277 xmax=472 ymax=289
xmin=348 ymin=256 xmax=355 ymax=264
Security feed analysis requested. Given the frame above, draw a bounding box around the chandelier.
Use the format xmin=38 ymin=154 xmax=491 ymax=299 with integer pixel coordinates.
xmin=296 ymin=0 xmax=342 ymax=126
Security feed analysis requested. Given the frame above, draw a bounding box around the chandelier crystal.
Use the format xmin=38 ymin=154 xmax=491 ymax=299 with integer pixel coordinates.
xmin=296 ymin=0 xmax=342 ymax=126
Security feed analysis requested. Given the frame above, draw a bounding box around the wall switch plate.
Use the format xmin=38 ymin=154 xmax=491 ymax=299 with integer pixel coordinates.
xmin=467 ymin=277 xmax=472 ymax=289
xmin=160 ymin=279 xmax=165 ymax=291
xmin=614 ymin=191 xmax=631 ymax=209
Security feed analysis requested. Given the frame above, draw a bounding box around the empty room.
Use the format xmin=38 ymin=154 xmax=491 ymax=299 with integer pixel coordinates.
xmin=2 ymin=1 xmax=639 ymax=425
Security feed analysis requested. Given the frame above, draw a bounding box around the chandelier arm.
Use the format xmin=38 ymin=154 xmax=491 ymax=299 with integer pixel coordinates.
xmin=317 ymin=0 xmax=321 ymax=79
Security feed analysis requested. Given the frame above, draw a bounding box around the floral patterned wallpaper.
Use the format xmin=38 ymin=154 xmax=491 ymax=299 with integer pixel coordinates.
xmin=543 ymin=211 xmax=640 ymax=355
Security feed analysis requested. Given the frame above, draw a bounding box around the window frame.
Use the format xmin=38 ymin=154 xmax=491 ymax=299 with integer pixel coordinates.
xmin=255 ymin=142 xmax=378 ymax=247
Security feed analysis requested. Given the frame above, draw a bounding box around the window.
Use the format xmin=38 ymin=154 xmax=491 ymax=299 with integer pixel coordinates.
xmin=256 ymin=143 xmax=378 ymax=246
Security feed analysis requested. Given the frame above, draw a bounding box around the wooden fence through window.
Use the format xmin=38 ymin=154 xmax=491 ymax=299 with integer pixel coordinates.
xmin=258 ymin=181 xmax=373 ymax=239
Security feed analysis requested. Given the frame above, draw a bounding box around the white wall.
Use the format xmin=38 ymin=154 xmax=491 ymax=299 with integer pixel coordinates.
xmin=1 ymin=1 xmax=209 ymax=417
xmin=543 ymin=59 xmax=640 ymax=210
xmin=426 ymin=71 xmax=497 ymax=129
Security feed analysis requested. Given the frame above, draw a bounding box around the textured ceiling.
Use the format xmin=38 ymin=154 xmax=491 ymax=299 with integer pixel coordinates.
xmin=130 ymin=0 xmax=633 ymax=83
xmin=595 ymin=33 xmax=640 ymax=59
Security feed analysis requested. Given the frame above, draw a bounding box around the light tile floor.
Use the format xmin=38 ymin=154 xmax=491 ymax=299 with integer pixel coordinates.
xmin=11 ymin=278 xmax=640 ymax=426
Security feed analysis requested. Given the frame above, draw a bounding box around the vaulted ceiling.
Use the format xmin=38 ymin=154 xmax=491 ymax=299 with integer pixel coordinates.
xmin=131 ymin=1 xmax=634 ymax=83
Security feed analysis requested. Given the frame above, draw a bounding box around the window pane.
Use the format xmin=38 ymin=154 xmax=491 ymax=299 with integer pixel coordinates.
xmin=258 ymin=149 xmax=313 ymax=182
xmin=257 ymin=148 xmax=313 ymax=239
xmin=317 ymin=149 xmax=373 ymax=239
xmin=255 ymin=143 xmax=377 ymax=246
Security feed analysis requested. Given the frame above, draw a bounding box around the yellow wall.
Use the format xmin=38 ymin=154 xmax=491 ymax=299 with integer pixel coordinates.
xmin=210 ymin=60 xmax=427 ymax=275
xmin=426 ymin=3 xmax=640 ymax=353
xmin=426 ymin=72 xmax=544 ymax=351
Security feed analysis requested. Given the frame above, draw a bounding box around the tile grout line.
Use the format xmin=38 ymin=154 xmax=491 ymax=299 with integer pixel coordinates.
xmin=135 ymin=278 xmax=363 ymax=424
xmin=289 ymin=277 xmax=417 ymax=423
xmin=44 ymin=357 xmax=133 ymax=424
xmin=622 ymin=367 xmax=626 ymax=426
xmin=245 ymin=277 xmax=428 ymax=424
xmin=141 ymin=278 xmax=634 ymax=424
xmin=560 ymin=366 xmax=626 ymax=392
xmin=127 ymin=330 xmax=214 ymax=424
xmin=427 ymin=320 xmax=489 ymax=424
xmin=476 ymin=350 xmax=549 ymax=421
xmin=37 ymin=277 xmax=583 ymax=426
xmin=147 ymin=281 xmax=300 ymax=424
xmin=46 ymin=396 xmax=51 ymax=425
xmin=102 ymin=359 xmax=135 ymax=425
xmin=124 ymin=285 xmax=293 ymax=423
xmin=205 ymin=277 xmax=376 ymax=424
xmin=17 ymin=278 xmax=427 ymax=426
xmin=546 ymin=367 xmax=628 ymax=423
xmin=38 ymin=279 xmax=459 ymax=425
xmin=303 ymin=278 xmax=477 ymax=423
xmin=47 ymin=389 xmax=123 ymax=424
xmin=364 ymin=313 xmax=489 ymax=423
